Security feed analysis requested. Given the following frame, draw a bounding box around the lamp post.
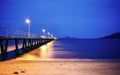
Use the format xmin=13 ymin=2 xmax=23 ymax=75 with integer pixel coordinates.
xmin=42 ymin=29 xmax=46 ymax=37
xmin=47 ymin=32 xmax=50 ymax=38
xmin=25 ymin=18 xmax=30 ymax=38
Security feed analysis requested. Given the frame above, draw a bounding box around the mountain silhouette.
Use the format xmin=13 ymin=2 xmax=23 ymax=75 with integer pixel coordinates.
xmin=58 ymin=36 xmax=80 ymax=40
xmin=101 ymin=32 xmax=120 ymax=39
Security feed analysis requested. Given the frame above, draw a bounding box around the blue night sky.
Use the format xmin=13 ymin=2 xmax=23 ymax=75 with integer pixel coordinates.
xmin=0 ymin=0 xmax=120 ymax=38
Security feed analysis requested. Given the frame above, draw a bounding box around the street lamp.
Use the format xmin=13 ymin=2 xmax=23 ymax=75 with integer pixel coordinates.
xmin=25 ymin=18 xmax=30 ymax=38
xmin=47 ymin=32 xmax=50 ymax=38
xmin=42 ymin=29 xmax=46 ymax=36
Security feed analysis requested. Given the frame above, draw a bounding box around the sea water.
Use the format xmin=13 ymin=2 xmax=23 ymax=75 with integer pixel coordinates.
xmin=45 ymin=39 xmax=120 ymax=61
xmin=1 ymin=39 xmax=120 ymax=61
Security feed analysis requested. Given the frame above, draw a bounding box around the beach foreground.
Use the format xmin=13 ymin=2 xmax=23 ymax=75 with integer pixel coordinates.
xmin=0 ymin=60 xmax=120 ymax=75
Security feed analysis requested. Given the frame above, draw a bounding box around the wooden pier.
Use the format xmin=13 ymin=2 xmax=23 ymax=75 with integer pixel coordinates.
xmin=0 ymin=36 xmax=54 ymax=60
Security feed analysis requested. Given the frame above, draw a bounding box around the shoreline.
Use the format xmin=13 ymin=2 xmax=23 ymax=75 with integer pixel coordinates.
xmin=0 ymin=59 xmax=120 ymax=75
xmin=16 ymin=58 xmax=120 ymax=62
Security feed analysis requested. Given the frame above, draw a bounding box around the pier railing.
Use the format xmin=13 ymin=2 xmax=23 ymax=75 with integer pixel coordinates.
xmin=0 ymin=27 xmax=39 ymax=38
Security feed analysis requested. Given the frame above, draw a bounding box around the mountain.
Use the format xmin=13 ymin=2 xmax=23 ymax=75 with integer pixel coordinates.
xmin=58 ymin=36 xmax=80 ymax=40
xmin=58 ymin=32 xmax=120 ymax=39
xmin=101 ymin=32 xmax=120 ymax=39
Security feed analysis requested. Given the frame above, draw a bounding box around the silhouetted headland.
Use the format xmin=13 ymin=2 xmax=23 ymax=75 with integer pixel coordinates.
xmin=59 ymin=32 xmax=120 ymax=40
xmin=100 ymin=32 xmax=120 ymax=39
xmin=58 ymin=36 xmax=80 ymax=40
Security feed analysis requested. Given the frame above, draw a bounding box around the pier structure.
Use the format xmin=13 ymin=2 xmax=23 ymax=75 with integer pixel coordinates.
xmin=0 ymin=27 xmax=55 ymax=60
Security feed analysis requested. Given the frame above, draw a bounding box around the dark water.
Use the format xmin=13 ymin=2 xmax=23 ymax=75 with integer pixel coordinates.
xmin=50 ymin=39 xmax=120 ymax=60
xmin=1 ymin=39 xmax=120 ymax=61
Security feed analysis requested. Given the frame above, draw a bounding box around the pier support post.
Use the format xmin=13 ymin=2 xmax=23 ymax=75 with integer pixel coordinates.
xmin=36 ymin=39 xmax=38 ymax=47
xmin=22 ymin=39 xmax=27 ymax=52
xmin=5 ymin=39 xmax=8 ymax=57
xmin=14 ymin=39 xmax=19 ymax=56
xmin=0 ymin=40 xmax=5 ymax=59
xmin=31 ymin=39 xmax=34 ymax=49
xmin=28 ymin=39 xmax=31 ymax=49
xmin=0 ymin=39 xmax=8 ymax=59
xmin=35 ymin=39 xmax=37 ymax=47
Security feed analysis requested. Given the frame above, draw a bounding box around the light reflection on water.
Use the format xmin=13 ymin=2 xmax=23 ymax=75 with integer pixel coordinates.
xmin=39 ymin=45 xmax=48 ymax=58
xmin=16 ymin=41 xmax=54 ymax=60
xmin=39 ymin=42 xmax=53 ymax=58
xmin=15 ymin=39 xmax=120 ymax=61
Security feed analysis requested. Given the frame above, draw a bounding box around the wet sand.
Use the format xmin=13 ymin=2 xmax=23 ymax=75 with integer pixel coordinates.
xmin=0 ymin=60 xmax=120 ymax=75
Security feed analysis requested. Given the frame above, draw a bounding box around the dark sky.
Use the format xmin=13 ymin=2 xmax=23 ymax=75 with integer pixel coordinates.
xmin=0 ymin=0 xmax=120 ymax=38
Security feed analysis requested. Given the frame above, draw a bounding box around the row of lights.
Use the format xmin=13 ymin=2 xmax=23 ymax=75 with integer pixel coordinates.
xmin=25 ymin=18 xmax=54 ymax=38
xmin=42 ymin=29 xmax=54 ymax=38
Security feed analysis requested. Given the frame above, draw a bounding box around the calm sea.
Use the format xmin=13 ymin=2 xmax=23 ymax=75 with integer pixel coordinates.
xmin=50 ymin=39 xmax=120 ymax=61
xmin=1 ymin=39 xmax=120 ymax=61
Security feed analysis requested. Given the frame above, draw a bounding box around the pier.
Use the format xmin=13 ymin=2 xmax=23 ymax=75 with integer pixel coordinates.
xmin=0 ymin=27 xmax=55 ymax=60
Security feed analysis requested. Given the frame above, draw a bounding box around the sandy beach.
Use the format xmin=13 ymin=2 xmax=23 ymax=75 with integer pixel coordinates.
xmin=0 ymin=59 xmax=120 ymax=75
xmin=0 ymin=41 xmax=120 ymax=75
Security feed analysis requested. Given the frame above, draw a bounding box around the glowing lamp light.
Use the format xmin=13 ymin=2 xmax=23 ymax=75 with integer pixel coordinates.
xmin=25 ymin=18 xmax=30 ymax=24
xmin=25 ymin=18 xmax=31 ymax=38
xmin=48 ymin=32 xmax=50 ymax=35
xmin=42 ymin=29 xmax=45 ymax=32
